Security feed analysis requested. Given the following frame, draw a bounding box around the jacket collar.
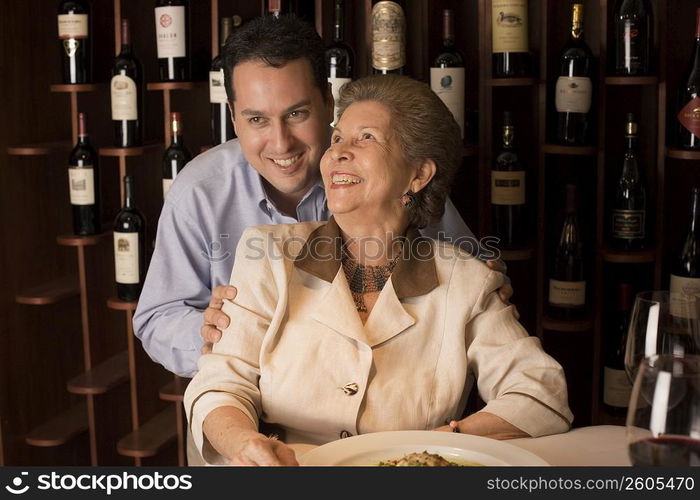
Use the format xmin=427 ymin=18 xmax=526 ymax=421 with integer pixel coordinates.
xmin=294 ymin=216 xmax=438 ymax=299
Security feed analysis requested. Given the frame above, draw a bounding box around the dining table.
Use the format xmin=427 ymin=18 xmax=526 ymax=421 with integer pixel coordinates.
xmin=289 ymin=425 xmax=632 ymax=466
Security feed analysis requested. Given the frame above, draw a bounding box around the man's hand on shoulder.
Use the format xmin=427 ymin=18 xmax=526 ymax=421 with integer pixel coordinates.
xmin=201 ymin=285 xmax=237 ymax=354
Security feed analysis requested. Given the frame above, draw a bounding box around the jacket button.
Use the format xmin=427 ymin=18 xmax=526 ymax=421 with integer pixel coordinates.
xmin=339 ymin=430 xmax=352 ymax=439
xmin=340 ymin=382 xmax=358 ymax=396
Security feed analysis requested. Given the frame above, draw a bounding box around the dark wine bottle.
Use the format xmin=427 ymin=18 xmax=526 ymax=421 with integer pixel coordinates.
xmin=611 ymin=113 xmax=647 ymax=250
xmin=58 ymin=0 xmax=91 ymax=84
xmin=670 ymin=188 xmax=700 ymax=303
xmin=613 ymin=0 xmax=652 ymax=76
xmin=603 ymin=283 xmax=633 ymax=417
xmin=154 ymin=0 xmax=189 ymax=82
xmin=491 ymin=111 xmax=526 ymax=248
xmin=677 ymin=9 xmax=700 ymax=150
xmin=549 ymin=184 xmax=586 ymax=320
xmin=162 ymin=112 xmax=192 ymax=199
xmin=555 ymin=3 xmax=594 ymax=146
xmin=113 ymin=175 xmax=146 ymax=302
xmin=326 ymin=0 xmax=354 ymax=124
xmin=68 ymin=112 xmax=100 ymax=236
xmin=111 ymin=19 xmax=143 ymax=148
xmin=430 ymin=9 xmax=465 ymax=139
xmin=210 ymin=16 xmax=239 ymax=145
xmin=371 ymin=1 xmax=405 ymax=75
xmin=492 ymin=0 xmax=530 ymax=78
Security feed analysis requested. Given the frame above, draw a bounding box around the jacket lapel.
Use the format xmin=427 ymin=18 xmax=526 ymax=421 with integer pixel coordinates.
xmin=362 ymin=276 xmax=416 ymax=347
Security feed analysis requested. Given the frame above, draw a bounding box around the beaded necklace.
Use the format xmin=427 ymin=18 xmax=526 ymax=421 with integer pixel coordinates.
xmin=341 ymin=247 xmax=400 ymax=312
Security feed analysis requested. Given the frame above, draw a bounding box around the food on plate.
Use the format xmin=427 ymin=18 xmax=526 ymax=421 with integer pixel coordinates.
xmin=378 ymin=450 xmax=480 ymax=467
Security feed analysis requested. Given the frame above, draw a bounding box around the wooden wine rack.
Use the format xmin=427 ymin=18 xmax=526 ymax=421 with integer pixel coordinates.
xmin=0 ymin=0 xmax=693 ymax=464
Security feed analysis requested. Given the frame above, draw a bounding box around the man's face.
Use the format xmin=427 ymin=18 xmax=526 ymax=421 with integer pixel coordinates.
xmin=231 ymin=58 xmax=332 ymax=206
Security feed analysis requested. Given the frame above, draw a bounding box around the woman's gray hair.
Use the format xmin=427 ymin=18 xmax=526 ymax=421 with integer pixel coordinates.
xmin=335 ymin=74 xmax=461 ymax=228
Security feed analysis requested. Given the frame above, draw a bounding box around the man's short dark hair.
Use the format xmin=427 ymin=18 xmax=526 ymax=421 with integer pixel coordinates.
xmin=222 ymin=14 xmax=328 ymax=104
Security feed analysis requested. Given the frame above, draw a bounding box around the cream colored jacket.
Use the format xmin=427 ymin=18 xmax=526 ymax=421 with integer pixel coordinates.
xmin=184 ymin=219 xmax=573 ymax=463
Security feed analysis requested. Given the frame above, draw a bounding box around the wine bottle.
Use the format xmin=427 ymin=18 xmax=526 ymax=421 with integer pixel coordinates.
xmin=430 ymin=9 xmax=465 ymax=139
xmin=555 ymin=3 xmax=594 ymax=146
xmin=603 ymin=283 xmax=633 ymax=417
xmin=611 ymin=113 xmax=647 ymax=250
xmin=162 ymin=112 xmax=192 ymax=199
xmin=492 ymin=0 xmax=530 ymax=78
xmin=210 ymin=16 xmax=239 ymax=145
xmin=113 ymin=175 xmax=146 ymax=302
xmin=491 ymin=111 xmax=526 ymax=248
xmin=68 ymin=112 xmax=100 ymax=236
xmin=58 ymin=0 xmax=91 ymax=84
xmin=670 ymin=188 xmax=700 ymax=308
xmin=154 ymin=0 xmax=189 ymax=82
xmin=677 ymin=9 xmax=700 ymax=150
xmin=371 ymin=1 xmax=405 ymax=75
xmin=549 ymin=184 xmax=586 ymax=320
xmin=613 ymin=0 xmax=652 ymax=76
xmin=326 ymin=0 xmax=354 ymax=125
xmin=111 ymin=19 xmax=143 ymax=148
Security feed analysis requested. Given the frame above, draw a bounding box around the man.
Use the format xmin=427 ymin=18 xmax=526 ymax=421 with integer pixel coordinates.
xmin=133 ymin=14 xmax=502 ymax=380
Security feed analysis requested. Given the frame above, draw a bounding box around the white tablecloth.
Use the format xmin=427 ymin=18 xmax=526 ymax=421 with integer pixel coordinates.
xmin=290 ymin=425 xmax=631 ymax=466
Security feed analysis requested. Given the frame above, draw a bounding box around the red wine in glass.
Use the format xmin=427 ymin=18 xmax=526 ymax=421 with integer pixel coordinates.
xmin=629 ymin=436 xmax=700 ymax=466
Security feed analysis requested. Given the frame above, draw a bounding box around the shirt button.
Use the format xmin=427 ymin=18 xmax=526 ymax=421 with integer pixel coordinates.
xmin=339 ymin=430 xmax=352 ymax=439
xmin=340 ymin=382 xmax=358 ymax=396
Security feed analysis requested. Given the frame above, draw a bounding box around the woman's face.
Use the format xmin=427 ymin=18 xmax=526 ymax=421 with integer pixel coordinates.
xmin=321 ymin=100 xmax=415 ymax=224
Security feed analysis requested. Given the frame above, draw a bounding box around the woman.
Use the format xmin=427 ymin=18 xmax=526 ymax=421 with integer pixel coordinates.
xmin=184 ymin=75 xmax=573 ymax=465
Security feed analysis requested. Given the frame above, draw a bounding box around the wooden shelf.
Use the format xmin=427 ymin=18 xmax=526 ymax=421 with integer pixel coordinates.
xmin=542 ymin=144 xmax=598 ymax=156
xmin=541 ymin=314 xmax=594 ymax=332
xmin=500 ymin=247 xmax=535 ymax=262
xmin=56 ymin=231 xmax=112 ymax=247
xmin=666 ymin=148 xmax=700 ymax=160
xmin=463 ymin=144 xmax=478 ymax=157
xmin=15 ymin=275 xmax=79 ymax=305
xmin=50 ymin=83 xmax=101 ymax=93
xmin=604 ymin=76 xmax=659 ymax=86
xmin=106 ymin=296 xmax=138 ymax=311
xmin=25 ymin=403 xmax=87 ymax=447
xmin=99 ymin=141 xmax=162 ymax=157
xmin=159 ymin=378 xmax=189 ymax=403
xmin=67 ymin=351 xmax=129 ymax=395
xmin=488 ymin=77 xmax=538 ymax=87
xmin=601 ymin=245 xmax=656 ymax=264
xmin=146 ymin=81 xmax=201 ymax=91
xmin=7 ymin=140 xmax=72 ymax=156
xmin=116 ymin=408 xmax=177 ymax=458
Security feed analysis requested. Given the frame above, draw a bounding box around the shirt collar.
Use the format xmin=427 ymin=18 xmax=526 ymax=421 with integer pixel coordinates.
xmin=253 ymin=170 xmax=326 ymax=216
xmin=294 ymin=216 xmax=439 ymax=299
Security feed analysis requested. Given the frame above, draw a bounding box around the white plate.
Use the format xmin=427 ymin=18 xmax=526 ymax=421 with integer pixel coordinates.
xmin=299 ymin=430 xmax=549 ymax=466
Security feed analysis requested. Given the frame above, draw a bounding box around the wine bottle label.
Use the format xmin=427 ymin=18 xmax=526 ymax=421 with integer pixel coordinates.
xmin=491 ymin=170 xmax=525 ymax=205
xmin=58 ymin=14 xmax=88 ymax=39
xmin=555 ymin=76 xmax=592 ymax=113
xmin=328 ymin=77 xmax=352 ymax=125
xmin=677 ymin=97 xmax=700 ymax=138
xmin=155 ymin=6 xmax=186 ymax=59
xmin=618 ymin=20 xmax=647 ymax=70
xmin=209 ymin=70 xmax=228 ymax=104
xmin=549 ymin=279 xmax=586 ymax=306
xmin=163 ymin=178 xmax=174 ymax=199
xmin=612 ymin=209 xmax=645 ymax=239
xmin=111 ymin=75 xmax=138 ymax=121
xmin=371 ymin=1 xmax=405 ymax=71
xmin=114 ymin=232 xmax=140 ymax=284
xmin=68 ymin=167 xmax=95 ymax=205
xmin=603 ymin=367 xmax=632 ymax=408
xmin=491 ymin=0 xmax=528 ymax=53
xmin=430 ymin=68 xmax=465 ymax=139
xmin=669 ymin=274 xmax=700 ymax=318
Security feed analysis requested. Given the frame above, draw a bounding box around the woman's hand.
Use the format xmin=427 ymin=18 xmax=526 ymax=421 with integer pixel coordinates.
xmin=200 ymin=285 xmax=237 ymax=354
xmin=226 ymin=431 xmax=299 ymax=466
xmin=434 ymin=411 xmax=529 ymax=440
